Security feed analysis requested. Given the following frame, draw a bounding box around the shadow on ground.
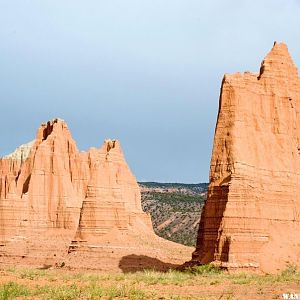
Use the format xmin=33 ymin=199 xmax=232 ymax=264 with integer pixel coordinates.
xmin=119 ymin=254 xmax=181 ymax=273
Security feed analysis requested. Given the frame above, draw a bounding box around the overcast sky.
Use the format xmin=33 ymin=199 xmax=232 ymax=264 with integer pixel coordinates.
xmin=0 ymin=0 xmax=299 ymax=182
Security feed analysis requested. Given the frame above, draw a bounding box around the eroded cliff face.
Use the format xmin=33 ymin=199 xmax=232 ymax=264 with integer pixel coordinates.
xmin=0 ymin=119 xmax=192 ymax=270
xmin=1 ymin=120 xmax=85 ymax=237
xmin=70 ymin=139 xmax=152 ymax=245
xmin=193 ymin=42 xmax=300 ymax=273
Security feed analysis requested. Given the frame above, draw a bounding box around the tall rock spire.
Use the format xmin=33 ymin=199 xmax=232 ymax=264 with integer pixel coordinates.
xmin=259 ymin=42 xmax=299 ymax=79
xmin=193 ymin=42 xmax=300 ymax=273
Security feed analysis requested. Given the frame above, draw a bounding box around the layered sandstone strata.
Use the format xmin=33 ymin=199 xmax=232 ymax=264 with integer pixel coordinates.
xmin=73 ymin=140 xmax=151 ymax=240
xmin=0 ymin=119 xmax=192 ymax=270
xmin=193 ymin=42 xmax=300 ymax=273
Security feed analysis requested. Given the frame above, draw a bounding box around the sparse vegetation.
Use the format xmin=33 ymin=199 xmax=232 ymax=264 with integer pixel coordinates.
xmin=139 ymin=182 xmax=207 ymax=246
xmin=1 ymin=264 xmax=299 ymax=299
xmin=0 ymin=277 xmax=148 ymax=300
xmin=138 ymin=182 xmax=208 ymax=193
xmin=0 ymin=282 xmax=29 ymax=300
xmin=184 ymin=264 xmax=222 ymax=275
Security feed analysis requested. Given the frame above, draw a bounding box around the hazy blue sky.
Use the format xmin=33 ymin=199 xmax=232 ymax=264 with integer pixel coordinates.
xmin=0 ymin=1 xmax=299 ymax=182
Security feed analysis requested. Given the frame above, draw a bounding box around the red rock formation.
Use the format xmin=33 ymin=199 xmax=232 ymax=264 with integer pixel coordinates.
xmin=193 ymin=42 xmax=300 ymax=273
xmin=73 ymin=140 xmax=150 ymax=240
xmin=0 ymin=119 xmax=192 ymax=270
xmin=0 ymin=119 xmax=87 ymax=261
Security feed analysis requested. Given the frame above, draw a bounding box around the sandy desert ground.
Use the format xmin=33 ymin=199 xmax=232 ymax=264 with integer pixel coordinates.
xmin=0 ymin=265 xmax=299 ymax=300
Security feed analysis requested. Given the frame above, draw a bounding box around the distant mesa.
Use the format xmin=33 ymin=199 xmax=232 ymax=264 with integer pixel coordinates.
xmin=193 ymin=42 xmax=300 ymax=273
xmin=0 ymin=118 xmax=192 ymax=270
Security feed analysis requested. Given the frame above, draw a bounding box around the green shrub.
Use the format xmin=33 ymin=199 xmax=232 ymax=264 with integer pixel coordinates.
xmin=185 ymin=264 xmax=222 ymax=275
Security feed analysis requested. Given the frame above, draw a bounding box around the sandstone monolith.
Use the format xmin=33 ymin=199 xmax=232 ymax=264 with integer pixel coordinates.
xmin=193 ymin=42 xmax=300 ymax=273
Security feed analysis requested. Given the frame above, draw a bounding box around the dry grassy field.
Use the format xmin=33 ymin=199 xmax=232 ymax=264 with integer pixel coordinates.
xmin=0 ymin=264 xmax=299 ymax=300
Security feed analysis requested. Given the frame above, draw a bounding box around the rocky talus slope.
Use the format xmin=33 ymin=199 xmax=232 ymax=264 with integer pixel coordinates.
xmin=139 ymin=182 xmax=207 ymax=246
xmin=193 ymin=42 xmax=300 ymax=273
xmin=0 ymin=119 xmax=192 ymax=271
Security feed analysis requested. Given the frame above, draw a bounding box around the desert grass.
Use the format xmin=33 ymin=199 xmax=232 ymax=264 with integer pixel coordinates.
xmin=0 ymin=264 xmax=300 ymax=299
xmin=0 ymin=280 xmax=149 ymax=300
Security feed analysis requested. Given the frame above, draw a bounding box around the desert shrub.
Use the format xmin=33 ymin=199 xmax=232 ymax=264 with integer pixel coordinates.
xmin=275 ymin=263 xmax=300 ymax=282
xmin=281 ymin=263 xmax=298 ymax=276
xmin=185 ymin=264 xmax=222 ymax=275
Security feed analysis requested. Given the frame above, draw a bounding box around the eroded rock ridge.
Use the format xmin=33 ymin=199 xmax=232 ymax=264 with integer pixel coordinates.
xmin=0 ymin=119 xmax=191 ymax=270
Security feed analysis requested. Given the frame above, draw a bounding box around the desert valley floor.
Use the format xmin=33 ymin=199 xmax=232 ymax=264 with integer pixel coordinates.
xmin=1 ymin=266 xmax=300 ymax=300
